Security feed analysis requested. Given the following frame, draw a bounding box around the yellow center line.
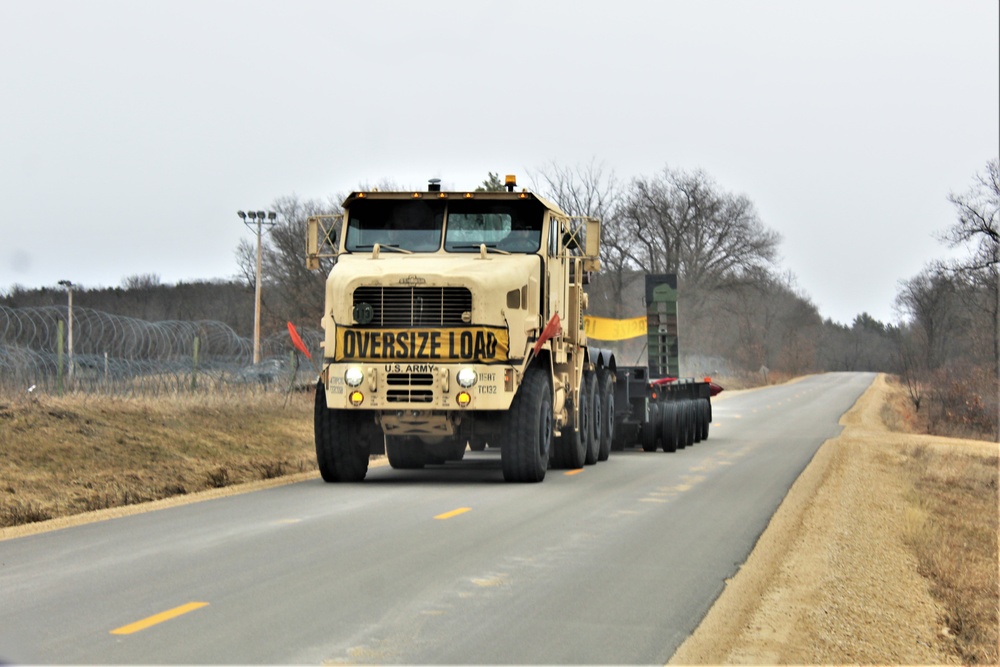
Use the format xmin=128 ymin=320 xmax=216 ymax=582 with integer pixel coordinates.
xmin=564 ymin=469 xmax=584 ymax=476
xmin=110 ymin=601 xmax=209 ymax=635
xmin=434 ymin=507 xmax=472 ymax=520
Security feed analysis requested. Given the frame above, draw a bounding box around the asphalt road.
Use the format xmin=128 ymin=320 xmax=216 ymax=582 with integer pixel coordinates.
xmin=0 ymin=372 xmax=875 ymax=664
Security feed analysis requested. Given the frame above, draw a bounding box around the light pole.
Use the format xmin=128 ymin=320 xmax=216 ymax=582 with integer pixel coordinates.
xmin=237 ymin=209 xmax=277 ymax=365
xmin=57 ymin=279 xmax=74 ymax=382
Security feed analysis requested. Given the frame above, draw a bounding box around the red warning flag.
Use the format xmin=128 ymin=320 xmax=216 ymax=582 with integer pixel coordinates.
xmin=287 ymin=322 xmax=312 ymax=360
xmin=532 ymin=313 xmax=562 ymax=357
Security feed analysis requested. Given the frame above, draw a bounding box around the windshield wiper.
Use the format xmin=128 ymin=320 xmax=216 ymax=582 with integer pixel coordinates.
xmin=353 ymin=243 xmax=413 ymax=255
xmin=449 ymin=244 xmax=510 ymax=255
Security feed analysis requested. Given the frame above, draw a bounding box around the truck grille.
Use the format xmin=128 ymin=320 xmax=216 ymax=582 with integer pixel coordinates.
xmin=386 ymin=372 xmax=435 ymax=403
xmin=353 ymin=287 xmax=471 ymax=327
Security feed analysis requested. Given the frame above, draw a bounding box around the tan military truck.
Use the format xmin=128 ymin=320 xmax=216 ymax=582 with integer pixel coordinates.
xmin=305 ymin=175 xmax=614 ymax=482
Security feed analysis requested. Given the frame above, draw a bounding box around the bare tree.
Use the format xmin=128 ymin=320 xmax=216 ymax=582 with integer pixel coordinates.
xmin=944 ymin=157 xmax=1000 ymax=382
xmin=891 ymin=324 xmax=926 ymax=411
xmin=616 ymin=166 xmax=781 ymax=289
xmin=121 ymin=273 xmax=162 ymax=290
xmin=894 ymin=266 xmax=964 ymax=372
xmin=527 ymin=160 xmax=635 ymax=316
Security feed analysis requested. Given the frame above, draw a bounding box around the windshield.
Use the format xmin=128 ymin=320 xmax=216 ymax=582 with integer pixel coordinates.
xmin=344 ymin=200 xmax=444 ymax=252
xmin=343 ymin=198 xmax=545 ymax=254
xmin=444 ymin=200 xmax=544 ymax=253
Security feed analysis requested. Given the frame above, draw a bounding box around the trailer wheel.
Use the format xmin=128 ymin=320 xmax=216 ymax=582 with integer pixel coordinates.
xmin=597 ymin=370 xmax=614 ymax=461
xmin=314 ymin=381 xmax=372 ymax=482
xmin=501 ymin=366 xmax=551 ymax=482
xmin=641 ymin=401 xmax=660 ymax=452
xmin=692 ymin=400 xmax=704 ymax=443
xmin=689 ymin=400 xmax=701 ymax=445
xmin=675 ymin=401 xmax=689 ymax=450
xmin=584 ymin=372 xmax=600 ymax=465
xmin=552 ymin=383 xmax=587 ymax=469
xmin=385 ymin=436 xmax=426 ymax=469
xmin=698 ymin=399 xmax=711 ymax=441
xmin=660 ymin=401 xmax=678 ymax=453
xmin=683 ymin=401 xmax=696 ymax=448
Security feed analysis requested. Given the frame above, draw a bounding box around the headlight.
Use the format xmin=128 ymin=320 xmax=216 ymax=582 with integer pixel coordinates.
xmin=456 ymin=367 xmax=478 ymax=388
xmin=344 ymin=367 xmax=364 ymax=387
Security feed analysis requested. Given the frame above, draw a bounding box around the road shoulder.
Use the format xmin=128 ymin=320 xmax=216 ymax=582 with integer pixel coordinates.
xmin=669 ymin=373 xmax=965 ymax=664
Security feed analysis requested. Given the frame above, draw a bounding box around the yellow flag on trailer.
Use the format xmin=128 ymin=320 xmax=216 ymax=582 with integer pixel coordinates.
xmin=584 ymin=315 xmax=647 ymax=341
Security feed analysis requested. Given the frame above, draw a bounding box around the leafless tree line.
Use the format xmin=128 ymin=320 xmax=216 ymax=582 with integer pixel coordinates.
xmin=5 ymin=159 xmax=994 ymax=439
xmin=893 ymin=158 xmax=999 ymax=439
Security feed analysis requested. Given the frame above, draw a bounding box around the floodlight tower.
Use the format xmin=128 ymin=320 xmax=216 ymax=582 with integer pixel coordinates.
xmin=237 ymin=209 xmax=277 ymax=364
xmin=57 ymin=279 xmax=74 ymax=382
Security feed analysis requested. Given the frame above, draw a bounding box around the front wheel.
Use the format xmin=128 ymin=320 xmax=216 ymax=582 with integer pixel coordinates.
xmin=314 ymin=381 xmax=374 ymax=482
xmin=501 ymin=366 xmax=552 ymax=483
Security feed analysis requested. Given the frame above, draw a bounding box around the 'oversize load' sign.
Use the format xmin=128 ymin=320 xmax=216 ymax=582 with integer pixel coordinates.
xmin=335 ymin=327 xmax=509 ymax=363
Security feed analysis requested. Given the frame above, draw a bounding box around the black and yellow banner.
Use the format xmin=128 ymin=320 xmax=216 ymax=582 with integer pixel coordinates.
xmin=584 ymin=315 xmax=647 ymax=341
xmin=335 ymin=326 xmax=509 ymax=363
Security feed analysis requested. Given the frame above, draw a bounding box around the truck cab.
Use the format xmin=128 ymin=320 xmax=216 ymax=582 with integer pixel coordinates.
xmin=307 ymin=176 xmax=603 ymax=482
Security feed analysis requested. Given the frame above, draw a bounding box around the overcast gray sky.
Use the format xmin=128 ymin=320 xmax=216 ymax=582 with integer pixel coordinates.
xmin=2 ymin=0 xmax=997 ymax=325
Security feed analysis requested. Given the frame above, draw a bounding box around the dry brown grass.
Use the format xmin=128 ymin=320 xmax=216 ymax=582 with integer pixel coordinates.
xmin=883 ymin=375 xmax=999 ymax=663
xmin=902 ymin=443 xmax=999 ymax=664
xmin=0 ymin=390 xmax=316 ymax=528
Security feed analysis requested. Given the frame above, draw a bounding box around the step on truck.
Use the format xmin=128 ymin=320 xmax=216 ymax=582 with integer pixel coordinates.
xmin=305 ymin=176 xmax=717 ymax=483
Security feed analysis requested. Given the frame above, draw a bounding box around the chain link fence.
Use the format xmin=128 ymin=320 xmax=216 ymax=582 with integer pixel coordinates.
xmin=0 ymin=305 xmax=321 ymax=397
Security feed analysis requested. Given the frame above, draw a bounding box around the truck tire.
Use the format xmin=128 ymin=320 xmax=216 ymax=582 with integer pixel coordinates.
xmin=688 ymin=400 xmax=701 ymax=445
xmin=385 ymin=436 xmax=426 ymax=469
xmin=698 ymin=398 xmax=711 ymax=441
xmin=501 ymin=366 xmax=551 ymax=482
xmin=584 ymin=372 xmax=600 ymax=465
xmin=314 ymin=381 xmax=372 ymax=482
xmin=597 ymin=370 xmax=614 ymax=461
xmin=675 ymin=400 xmax=689 ymax=450
xmin=683 ymin=401 xmax=696 ymax=448
xmin=692 ymin=400 xmax=703 ymax=444
xmin=660 ymin=401 xmax=678 ymax=453
xmin=552 ymin=382 xmax=587 ymax=469
xmin=641 ymin=401 xmax=660 ymax=452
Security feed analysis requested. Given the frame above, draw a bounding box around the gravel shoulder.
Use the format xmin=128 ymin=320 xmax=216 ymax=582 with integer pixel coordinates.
xmin=670 ymin=373 xmax=996 ymax=664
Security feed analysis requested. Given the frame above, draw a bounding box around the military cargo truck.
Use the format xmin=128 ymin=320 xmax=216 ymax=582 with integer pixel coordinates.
xmin=305 ymin=176 xmax=716 ymax=483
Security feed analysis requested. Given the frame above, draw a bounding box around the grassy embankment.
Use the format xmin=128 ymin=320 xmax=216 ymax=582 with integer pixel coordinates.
xmin=1 ymin=391 xmax=316 ymax=528
xmin=881 ymin=379 xmax=999 ymax=664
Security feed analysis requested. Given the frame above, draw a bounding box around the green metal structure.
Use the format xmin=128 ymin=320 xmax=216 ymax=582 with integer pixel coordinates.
xmin=645 ymin=274 xmax=679 ymax=378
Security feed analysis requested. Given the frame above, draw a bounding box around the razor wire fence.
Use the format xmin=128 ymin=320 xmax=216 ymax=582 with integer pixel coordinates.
xmin=0 ymin=305 xmax=322 ymax=397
